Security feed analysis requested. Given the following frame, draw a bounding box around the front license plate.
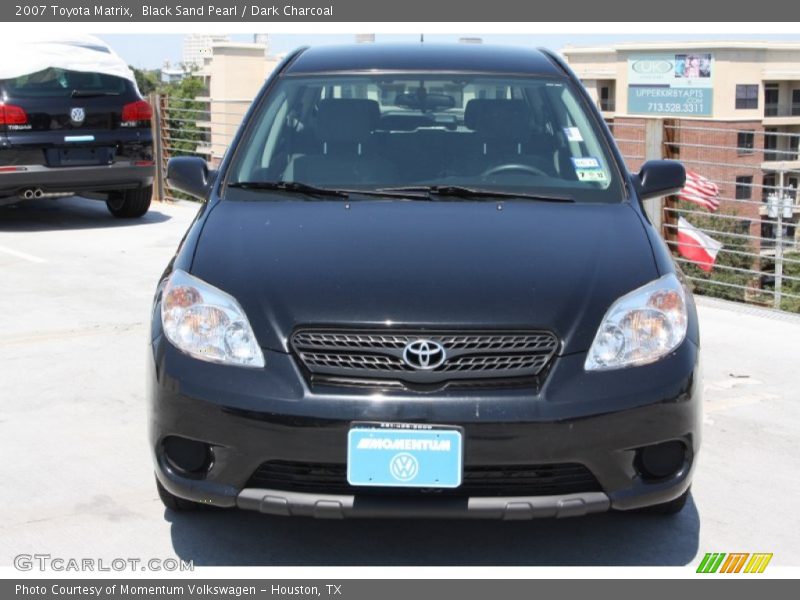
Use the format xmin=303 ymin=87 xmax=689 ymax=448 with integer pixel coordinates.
xmin=347 ymin=424 xmax=463 ymax=488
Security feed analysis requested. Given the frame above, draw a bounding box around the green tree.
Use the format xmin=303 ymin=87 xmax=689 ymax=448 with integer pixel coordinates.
xmin=130 ymin=66 xmax=159 ymax=95
xmin=160 ymin=74 xmax=208 ymax=201
xmin=760 ymin=252 xmax=800 ymax=313
xmin=161 ymin=74 xmax=207 ymax=155
xmin=670 ymin=200 xmax=758 ymax=303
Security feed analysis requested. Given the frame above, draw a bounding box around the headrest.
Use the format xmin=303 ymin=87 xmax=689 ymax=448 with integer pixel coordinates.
xmin=464 ymin=99 xmax=529 ymax=139
xmin=316 ymin=99 xmax=380 ymax=142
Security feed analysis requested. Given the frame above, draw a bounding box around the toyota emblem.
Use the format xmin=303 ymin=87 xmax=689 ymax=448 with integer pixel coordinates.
xmin=402 ymin=339 xmax=446 ymax=370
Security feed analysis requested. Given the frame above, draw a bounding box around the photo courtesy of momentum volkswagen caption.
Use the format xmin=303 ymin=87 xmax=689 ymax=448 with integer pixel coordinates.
xmin=149 ymin=43 xmax=700 ymax=520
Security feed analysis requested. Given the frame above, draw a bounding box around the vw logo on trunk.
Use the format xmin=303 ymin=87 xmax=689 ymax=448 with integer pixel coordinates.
xmin=402 ymin=339 xmax=446 ymax=370
xmin=70 ymin=107 xmax=86 ymax=125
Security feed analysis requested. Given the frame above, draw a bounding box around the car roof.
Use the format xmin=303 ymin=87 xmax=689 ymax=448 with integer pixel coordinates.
xmin=284 ymin=44 xmax=565 ymax=77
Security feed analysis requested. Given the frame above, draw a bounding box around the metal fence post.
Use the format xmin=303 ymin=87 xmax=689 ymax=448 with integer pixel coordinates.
xmin=150 ymin=92 xmax=165 ymax=203
xmin=643 ymin=118 xmax=664 ymax=230
xmin=774 ymin=170 xmax=785 ymax=309
xmin=661 ymin=118 xmax=680 ymax=245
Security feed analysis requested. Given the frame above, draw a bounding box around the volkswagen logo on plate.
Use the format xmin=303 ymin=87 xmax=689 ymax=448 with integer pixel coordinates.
xmin=402 ymin=339 xmax=446 ymax=370
xmin=70 ymin=107 xmax=86 ymax=126
xmin=389 ymin=453 xmax=419 ymax=482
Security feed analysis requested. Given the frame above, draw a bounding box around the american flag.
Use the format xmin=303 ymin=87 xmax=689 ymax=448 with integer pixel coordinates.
xmin=678 ymin=170 xmax=720 ymax=212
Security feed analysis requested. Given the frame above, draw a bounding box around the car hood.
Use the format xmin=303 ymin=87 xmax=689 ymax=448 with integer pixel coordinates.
xmin=190 ymin=196 xmax=658 ymax=355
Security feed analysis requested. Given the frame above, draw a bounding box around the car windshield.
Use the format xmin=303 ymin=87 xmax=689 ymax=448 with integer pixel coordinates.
xmin=226 ymin=73 xmax=624 ymax=202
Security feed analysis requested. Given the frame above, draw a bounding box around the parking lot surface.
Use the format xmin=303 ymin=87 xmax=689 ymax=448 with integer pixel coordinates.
xmin=1 ymin=195 xmax=799 ymax=567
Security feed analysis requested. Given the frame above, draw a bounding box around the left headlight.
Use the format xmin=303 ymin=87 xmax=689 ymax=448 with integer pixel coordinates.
xmin=160 ymin=269 xmax=265 ymax=368
xmin=585 ymin=273 xmax=688 ymax=371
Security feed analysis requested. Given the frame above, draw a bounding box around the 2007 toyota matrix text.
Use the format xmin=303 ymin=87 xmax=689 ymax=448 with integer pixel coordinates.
xmin=148 ymin=44 xmax=700 ymax=519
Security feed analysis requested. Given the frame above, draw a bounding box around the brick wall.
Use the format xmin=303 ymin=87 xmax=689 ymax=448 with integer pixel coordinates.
xmin=610 ymin=116 xmax=766 ymax=242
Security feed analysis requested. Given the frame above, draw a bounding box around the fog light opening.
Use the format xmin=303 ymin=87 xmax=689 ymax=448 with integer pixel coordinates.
xmin=635 ymin=441 xmax=687 ymax=481
xmin=162 ymin=436 xmax=212 ymax=477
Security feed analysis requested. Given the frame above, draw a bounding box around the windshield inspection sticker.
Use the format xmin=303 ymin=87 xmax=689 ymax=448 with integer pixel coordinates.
xmin=572 ymin=157 xmax=601 ymax=169
xmin=564 ymin=127 xmax=584 ymax=142
xmin=576 ymin=169 xmax=608 ymax=182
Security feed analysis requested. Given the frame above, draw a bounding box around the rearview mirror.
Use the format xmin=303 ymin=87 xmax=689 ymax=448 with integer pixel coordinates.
xmin=166 ymin=156 xmax=216 ymax=201
xmin=636 ymin=160 xmax=686 ymax=200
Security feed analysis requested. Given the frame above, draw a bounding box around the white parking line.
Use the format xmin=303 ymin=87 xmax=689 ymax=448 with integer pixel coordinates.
xmin=0 ymin=245 xmax=47 ymax=264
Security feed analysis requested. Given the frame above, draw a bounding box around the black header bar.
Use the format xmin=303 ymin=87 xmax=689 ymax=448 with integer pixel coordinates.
xmin=3 ymin=1 xmax=799 ymax=22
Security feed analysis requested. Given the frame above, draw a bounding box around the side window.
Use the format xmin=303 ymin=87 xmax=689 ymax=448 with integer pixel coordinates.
xmin=234 ymin=91 xmax=288 ymax=180
xmin=259 ymin=100 xmax=289 ymax=169
xmin=554 ymin=85 xmax=613 ymax=188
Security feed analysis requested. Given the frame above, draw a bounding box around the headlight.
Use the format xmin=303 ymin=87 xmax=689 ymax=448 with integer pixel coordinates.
xmin=160 ymin=269 xmax=265 ymax=368
xmin=585 ymin=274 xmax=688 ymax=371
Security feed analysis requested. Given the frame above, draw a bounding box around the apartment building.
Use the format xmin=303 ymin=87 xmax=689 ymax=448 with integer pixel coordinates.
xmin=563 ymin=42 xmax=800 ymax=251
xmin=182 ymin=34 xmax=230 ymax=69
xmin=192 ymin=42 xmax=281 ymax=164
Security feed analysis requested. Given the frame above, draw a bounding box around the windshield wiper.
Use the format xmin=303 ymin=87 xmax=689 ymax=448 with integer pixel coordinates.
xmin=228 ymin=180 xmax=350 ymax=198
xmin=378 ymin=185 xmax=574 ymax=203
xmin=228 ymin=181 xmax=429 ymax=200
xmin=70 ymin=90 xmax=121 ymax=98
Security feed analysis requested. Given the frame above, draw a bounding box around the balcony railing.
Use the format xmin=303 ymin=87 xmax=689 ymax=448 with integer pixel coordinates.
xmin=764 ymin=103 xmax=800 ymax=117
xmin=599 ymin=99 xmax=615 ymax=112
xmin=764 ymin=150 xmax=799 ymax=162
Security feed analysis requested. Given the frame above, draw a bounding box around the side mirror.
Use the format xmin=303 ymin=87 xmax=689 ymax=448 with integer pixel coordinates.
xmin=166 ymin=156 xmax=216 ymax=200
xmin=636 ymin=160 xmax=686 ymax=200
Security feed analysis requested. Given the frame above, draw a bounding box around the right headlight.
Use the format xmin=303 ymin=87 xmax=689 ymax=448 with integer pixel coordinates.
xmin=584 ymin=273 xmax=688 ymax=371
xmin=160 ymin=269 xmax=265 ymax=368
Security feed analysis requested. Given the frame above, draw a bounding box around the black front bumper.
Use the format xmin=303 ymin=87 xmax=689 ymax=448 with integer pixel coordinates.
xmin=149 ymin=336 xmax=701 ymax=519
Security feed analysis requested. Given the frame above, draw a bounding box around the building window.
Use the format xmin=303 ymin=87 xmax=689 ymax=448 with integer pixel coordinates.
xmin=764 ymin=128 xmax=778 ymax=161
xmin=764 ymin=83 xmax=779 ymax=116
xmin=737 ymin=219 xmax=752 ymax=235
xmin=736 ymin=176 xmax=753 ymax=200
xmin=789 ymin=176 xmax=799 ymax=201
xmin=737 ymin=131 xmax=755 ymax=154
xmin=793 ymin=89 xmax=800 ymax=116
xmin=735 ymin=84 xmax=759 ymax=110
xmin=761 ymin=221 xmax=796 ymax=250
xmin=763 ymin=174 xmax=777 ymax=201
xmin=599 ymin=85 xmax=615 ymax=112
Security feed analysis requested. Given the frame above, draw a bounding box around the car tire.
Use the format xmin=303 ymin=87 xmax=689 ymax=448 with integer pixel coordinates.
xmin=155 ymin=476 xmax=206 ymax=512
xmin=106 ymin=186 xmax=152 ymax=218
xmin=638 ymin=487 xmax=690 ymax=515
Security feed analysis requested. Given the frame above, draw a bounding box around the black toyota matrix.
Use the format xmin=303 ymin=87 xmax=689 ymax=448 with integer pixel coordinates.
xmin=150 ymin=44 xmax=700 ymax=519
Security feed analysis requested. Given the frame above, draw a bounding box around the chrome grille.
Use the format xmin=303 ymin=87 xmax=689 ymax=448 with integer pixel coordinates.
xmin=291 ymin=329 xmax=559 ymax=389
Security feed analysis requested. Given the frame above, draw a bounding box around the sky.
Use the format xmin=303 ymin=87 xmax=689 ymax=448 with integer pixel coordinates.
xmin=100 ymin=33 xmax=800 ymax=70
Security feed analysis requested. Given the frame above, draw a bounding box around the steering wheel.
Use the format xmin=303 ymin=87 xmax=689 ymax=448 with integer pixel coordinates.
xmin=481 ymin=163 xmax=549 ymax=178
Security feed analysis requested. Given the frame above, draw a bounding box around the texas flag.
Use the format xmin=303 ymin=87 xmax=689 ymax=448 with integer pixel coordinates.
xmin=676 ymin=217 xmax=723 ymax=272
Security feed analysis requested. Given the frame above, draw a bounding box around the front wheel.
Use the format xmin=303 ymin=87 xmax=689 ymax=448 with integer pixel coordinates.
xmin=106 ymin=185 xmax=152 ymax=219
